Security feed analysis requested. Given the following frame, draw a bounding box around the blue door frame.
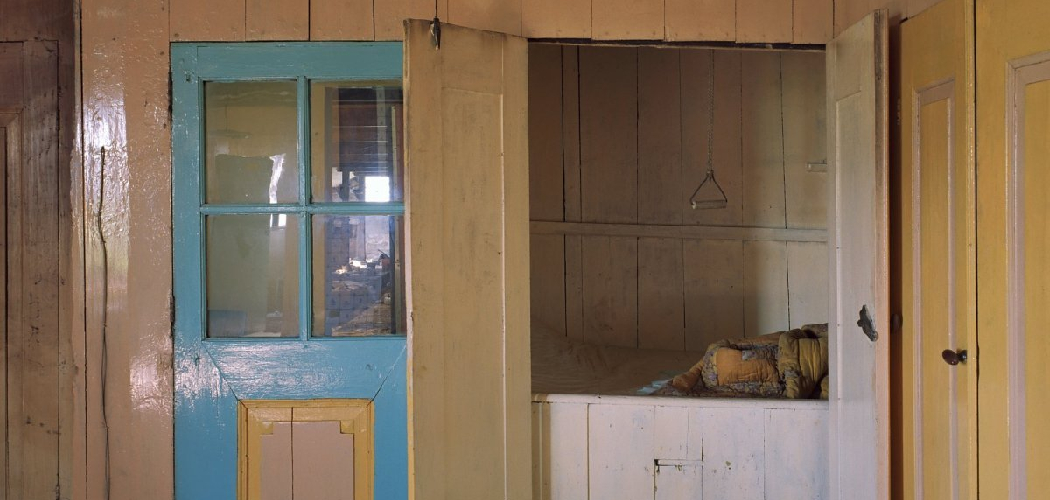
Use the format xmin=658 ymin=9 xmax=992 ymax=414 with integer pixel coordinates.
xmin=171 ymin=42 xmax=407 ymax=500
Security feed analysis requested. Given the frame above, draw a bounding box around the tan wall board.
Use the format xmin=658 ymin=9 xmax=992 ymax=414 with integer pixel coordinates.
xmin=682 ymin=49 xmax=743 ymax=226
xmin=638 ymin=238 xmax=685 ymax=350
xmin=591 ymin=0 xmax=664 ymax=40
xmin=683 ymin=239 xmax=744 ymax=351
xmin=782 ymin=50 xmax=828 ymax=229
xmin=794 ymin=0 xmax=833 ymax=43
xmin=743 ymin=240 xmax=789 ymax=336
xmin=579 ymin=46 xmax=637 ymax=224
xmin=638 ymin=47 xmax=683 ymax=225
xmin=171 ymin=0 xmax=246 ymax=40
xmin=522 ymin=0 xmax=591 ymax=38
xmin=736 ymin=0 xmax=793 ymax=43
xmin=581 ymin=236 xmax=638 ymax=347
xmin=741 ymin=50 xmax=786 ymax=228
xmin=665 ymin=0 xmax=736 ymax=42
xmin=310 ymin=0 xmax=374 ymax=40
xmin=529 ymin=43 xmax=565 ymax=221
xmin=374 ymin=0 xmax=440 ymax=41
xmin=448 ymin=0 xmax=522 ymax=36
xmin=247 ymin=0 xmax=309 ymax=40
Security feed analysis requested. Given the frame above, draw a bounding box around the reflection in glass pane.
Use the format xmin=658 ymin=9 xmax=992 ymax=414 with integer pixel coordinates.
xmin=310 ymin=81 xmax=404 ymax=203
xmin=205 ymin=81 xmax=299 ymax=204
xmin=312 ymin=215 xmax=404 ymax=337
xmin=207 ymin=215 xmax=299 ymax=338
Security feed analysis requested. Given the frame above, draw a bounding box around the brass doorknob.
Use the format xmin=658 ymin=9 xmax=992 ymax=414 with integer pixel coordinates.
xmin=941 ymin=349 xmax=968 ymax=366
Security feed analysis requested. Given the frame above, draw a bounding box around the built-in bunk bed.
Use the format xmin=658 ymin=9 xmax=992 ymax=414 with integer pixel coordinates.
xmin=528 ymin=43 xmax=832 ymax=499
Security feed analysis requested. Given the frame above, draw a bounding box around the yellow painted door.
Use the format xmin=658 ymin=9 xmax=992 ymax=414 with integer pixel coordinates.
xmin=898 ymin=0 xmax=977 ymax=499
xmin=976 ymin=0 xmax=1050 ymax=497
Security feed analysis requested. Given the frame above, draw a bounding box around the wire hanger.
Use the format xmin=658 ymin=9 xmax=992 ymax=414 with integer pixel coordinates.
xmin=690 ymin=51 xmax=728 ymax=210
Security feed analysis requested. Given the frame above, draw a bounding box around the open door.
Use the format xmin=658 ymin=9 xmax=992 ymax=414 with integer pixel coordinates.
xmin=403 ymin=20 xmax=531 ymax=500
xmin=826 ymin=10 xmax=890 ymax=500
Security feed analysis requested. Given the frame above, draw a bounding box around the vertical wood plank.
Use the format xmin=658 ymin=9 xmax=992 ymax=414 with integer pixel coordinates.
xmin=530 ymin=234 xmax=567 ymax=334
xmin=589 ymin=405 xmax=655 ymax=500
xmin=582 ymin=236 xmax=638 ymax=347
xmin=564 ymin=235 xmax=585 ymax=341
xmin=783 ymin=51 xmax=828 ymax=229
xmin=171 ymin=0 xmax=246 ymax=40
xmin=247 ymin=0 xmax=309 ymax=40
xmin=682 ymin=49 xmax=743 ymax=227
xmin=666 ymin=0 xmax=735 ymax=42
xmin=522 ymin=0 xmax=591 ymax=38
xmin=532 ymin=404 xmax=544 ymax=500
xmin=529 ymin=44 xmax=565 ymax=222
xmin=699 ymin=407 xmax=765 ymax=498
xmin=375 ymin=0 xmax=437 ymax=40
xmin=545 ymin=403 xmax=589 ymax=500
xmin=562 ymin=46 xmax=585 ymax=342
xmin=21 ymin=41 xmax=61 ymax=500
xmin=654 ymin=406 xmax=690 ymax=459
xmin=794 ymin=0 xmax=834 ymax=44
xmin=737 ymin=0 xmax=794 ymax=43
xmin=0 ymin=0 xmax=67 ymax=41
xmin=683 ymin=240 xmax=744 ymax=351
xmin=655 ymin=462 xmax=703 ymax=500
xmin=638 ymin=47 xmax=683 ymax=225
xmin=765 ymin=408 xmax=829 ymax=499
xmin=579 ymin=46 xmax=638 ymax=224
xmin=787 ymin=242 xmax=829 ymax=328
xmin=448 ymin=0 xmax=523 ymax=35
xmin=0 ymin=44 xmax=23 ymax=109
xmin=0 ymin=124 xmax=7 ymax=500
xmin=591 ymin=0 xmax=664 ymax=40
xmin=741 ymin=51 xmax=787 ymax=228
xmin=6 ymin=115 xmax=24 ymax=500
xmin=744 ymin=240 xmax=790 ymax=336
xmin=639 ymin=238 xmax=685 ymax=350
xmin=310 ymin=0 xmax=374 ymax=40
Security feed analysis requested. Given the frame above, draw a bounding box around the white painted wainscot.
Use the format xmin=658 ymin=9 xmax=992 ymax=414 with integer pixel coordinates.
xmin=531 ymin=394 xmax=828 ymax=500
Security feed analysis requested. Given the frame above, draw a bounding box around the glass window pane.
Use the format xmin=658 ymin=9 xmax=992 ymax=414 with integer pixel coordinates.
xmin=205 ymin=81 xmax=299 ymax=204
xmin=207 ymin=214 xmax=299 ymax=338
xmin=312 ymin=215 xmax=404 ymax=337
xmin=310 ymin=81 xmax=404 ymax=203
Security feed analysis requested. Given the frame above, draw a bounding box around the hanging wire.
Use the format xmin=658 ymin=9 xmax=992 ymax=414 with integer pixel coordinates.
xmin=690 ymin=50 xmax=728 ymax=210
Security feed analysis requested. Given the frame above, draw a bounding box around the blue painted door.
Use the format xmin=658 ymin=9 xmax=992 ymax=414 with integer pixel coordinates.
xmin=171 ymin=43 xmax=407 ymax=499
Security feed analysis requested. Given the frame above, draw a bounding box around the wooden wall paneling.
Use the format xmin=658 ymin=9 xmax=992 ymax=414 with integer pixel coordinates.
xmin=787 ymin=242 xmax=829 ymax=328
xmin=0 ymin=123 xmax=6 ymax=500
xmin=834 ymin=0 xmax=873 ymax=36
xmin=700 ymin=407 xmax=765 ymax=497
xmin=529 ymin=44 xmax=564 ymax=222
xmin=521 ymin=0 xmax=591 ymax=38
xmin=310 ymin=0 xmax=374 ymax=40
xmin=542 ymin=402 xmax=589 ymax=499
xmin=683 ymin=239 xmax=744 ymax=351
xmin=638 ymin=47 xmax=683 ymax=225
xmin=0 ymin=113 xmax=21 ymax=500
xmin=782 ymin=51 xmax=828 ymax=229
xmin=170 ymin=0 xmax=246 ymax=40
xmin=591 ymin=0 xmax=663 ymax=40
xmin=743 ymin=240 xmax=789 ymax=336
xmin=374 ymin=0 xmax=443 ymax=40
xmin=741 ymin=51 xmax=787 ymax=228
xmin=0 ymin=0 xmax=67 ymax=41
xmin=0 ymin=44 xmax=22 ymax=109
xmin=737 ymin=0 xmax=793 ymax=43
xmin=448 ymin=0 xmax=523 ymax=36
xmin=81 ymin=0 xmax=175 ymax=497
xmin=682 ymin=49 xmax=743 ymax=227
xmin=246 ymin=0 xmax=309 ymax=40
xmin=579 ymin=46 xmax=637 ymax=224
xmin=906 ymin=0 xmax=942 ymax=18
xmin=764 ymin=408 xmax=829 ymax=499
xmin=665 ymin=0 xmax=736 ymax=42
xmin=19 ymin=41 xmax=60 ymax=500
xmin=581 ymin=236 xmax=638 ymax=347
xmin=531 ymin=235 xmax=567 ymax=334
xmin=562 ymin=46 xmax=584 ymax=341
xmin=532 ymin=403 xmax=544 ymax=499
xmin=794 ymin=0 xmax=834 ymax=44
xmin=638 ymin=238 xmax=685 ymax=350
xmin=654 ymin=405 xmax=690 ymax=459
xmin=588 ymin=404 xmax=655 ymax=499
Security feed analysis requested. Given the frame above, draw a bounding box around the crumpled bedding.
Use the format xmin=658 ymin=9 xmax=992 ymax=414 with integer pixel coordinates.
xmin=668 ymin=324 xmax=829 ymax=399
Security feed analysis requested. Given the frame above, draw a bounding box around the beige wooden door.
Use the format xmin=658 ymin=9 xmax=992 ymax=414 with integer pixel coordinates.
xmin=976 ymin=0 xmax=1050 ymax=497
xmin=899 ymin=0 xmax=977 ymax=498
xmin=826 ymin=10 xmax=890 ymax=500
xmin=403 ymin=19 xmax=531 ymax=500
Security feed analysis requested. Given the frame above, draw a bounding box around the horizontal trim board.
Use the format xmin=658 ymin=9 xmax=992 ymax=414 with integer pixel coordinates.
xmin=531 ymin=221 xmax=828 ymax=242
xmin=174 ymin=42 xmax=404 ymax=80
xmin=533 ymin=393 xmax=829 ymax=409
